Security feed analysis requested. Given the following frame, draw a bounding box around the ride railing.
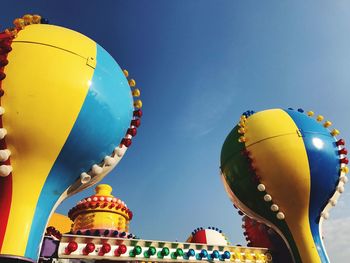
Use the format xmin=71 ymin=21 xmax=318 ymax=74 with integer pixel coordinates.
xmin=52 ymin=235 xmax=272 ymax=262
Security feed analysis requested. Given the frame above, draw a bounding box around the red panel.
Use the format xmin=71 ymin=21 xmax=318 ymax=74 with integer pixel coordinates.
xmin=0 ymin=175 xmax=12 ymax=251
xmin=191 ymin=230 xmax=207 ymax=244
xmin=0 ymin=34 xmax=13 ymax=251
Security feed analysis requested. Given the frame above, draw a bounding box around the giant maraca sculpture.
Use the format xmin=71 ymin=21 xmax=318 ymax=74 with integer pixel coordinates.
xmin=220 ymin=108 xmax=348 ymax=263
xmin=0 ymin=15 xmax=142 ymax=262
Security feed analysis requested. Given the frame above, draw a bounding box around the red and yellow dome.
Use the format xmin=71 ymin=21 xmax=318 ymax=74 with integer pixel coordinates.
xmin=68 ymin=184 xmax=135 ymax=238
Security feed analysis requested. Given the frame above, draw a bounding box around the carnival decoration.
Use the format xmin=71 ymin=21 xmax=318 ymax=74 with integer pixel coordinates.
xmin=45 ymin=184 xmax=272 ymax=263
xmin=220 ymin=108 xmax=347 ymax=263
xmin=240 ymin=212 xmax=293 ymax=263
xmin=68 ymin=184 xmax=136 ymax=239
xmin=0 ymin=14 xmax=142 ymax=262
xmin=58 ymin=234 xmax=271 ymax=262
xmin=186 ymin=227 xmax=230 ymax=246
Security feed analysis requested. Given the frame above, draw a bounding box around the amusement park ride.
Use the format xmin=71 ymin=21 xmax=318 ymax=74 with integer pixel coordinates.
xmin=0 ymin=15 xmax=347 ymax=263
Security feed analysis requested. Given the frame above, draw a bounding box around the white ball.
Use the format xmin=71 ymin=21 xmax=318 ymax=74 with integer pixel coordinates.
xmin=276 ymin=212 xmax=285 ymax=220
xmin=270 ymin=204 xmax=279 ymax=212
xmin=263 ymin=194 xmax=272 ymax=202
xmin=257 ymin=184 xmax=266 ymax=192
xmin=337 ymin=185 xmax=345 ymax=193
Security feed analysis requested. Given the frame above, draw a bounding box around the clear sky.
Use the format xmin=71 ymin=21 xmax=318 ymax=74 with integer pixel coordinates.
xmin=3 ymin=1 xmax=350 ymax=262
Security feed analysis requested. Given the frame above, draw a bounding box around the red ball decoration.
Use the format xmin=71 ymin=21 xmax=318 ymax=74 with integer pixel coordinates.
xmin=336 ymin=139 xmax=346 ymax=146
xmin=83 ymin=242 xmax=95 ymax=255
xmin=0 ymin=46 xmax=12 ymax=54
xmin=131 ymin=119 xmax=141 ymax=127
xmin=0 ymin=58 xmax=8 ymax=67
xmin=339 ymin=148 xmax=348 ymax=155
xmin=0 ymin=40 xmax=12 ymax=53
xmin=121 ymin=138 xmax=132 ymax=147
xmin=0 ymin=72 xmax=6 ymax=81
xmin=133 ymin=109 xmax=143 ymax=117
xmin=118 ymin=244 xmax=127 ymax=254
xmin=127 ymin=127 xmax=137 ymax=136
xmin=340 ymin=157 xmax=349 ymax=164
xmin=65 ymin=241 xmax=78 ymax=254
xmin=100 ymin=243 xmax=111 ymax=255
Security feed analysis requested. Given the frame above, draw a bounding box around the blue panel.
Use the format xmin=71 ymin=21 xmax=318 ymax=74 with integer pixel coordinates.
xmin=285 ymin=110 xmax=330 ymax=135
xmin=285 ymin=109 xmax=339 ymax=263
xmin=25 ymin=44 xmax=133 ymax=260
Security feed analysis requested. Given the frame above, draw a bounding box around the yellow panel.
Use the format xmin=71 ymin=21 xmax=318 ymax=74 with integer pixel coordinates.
xmin=246 ymin=109 xmax=321 ymax=263
xmin=245 ymin=108 xmax=298 ymax=147
xmin=0 ymin=25 xmax=96 ymax=256
xmin=48 ymin=213 xmax=73 ymax=234
xmin=13 ymin=24 xmax=96 ymax=59
xmin=73 ymin=211 xmax=128 ymax=232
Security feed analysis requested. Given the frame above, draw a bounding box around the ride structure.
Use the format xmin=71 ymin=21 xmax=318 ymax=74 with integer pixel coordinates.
xmin=0 ymin=14 xmax=347 ymax=263
xmin=46 ymin=184 xmax=269 ymax=263
xmin=68 ymin=184 xmax=135 ymax=239
xmin=0 ymin=14 xmax=142 ymax=262
xmin=220 ymin=108 xmax=348 ymax=263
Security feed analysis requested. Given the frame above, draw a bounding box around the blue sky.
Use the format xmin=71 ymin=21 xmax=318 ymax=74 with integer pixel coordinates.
xmin=3 ymin=1 xmax=350 ymax=262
